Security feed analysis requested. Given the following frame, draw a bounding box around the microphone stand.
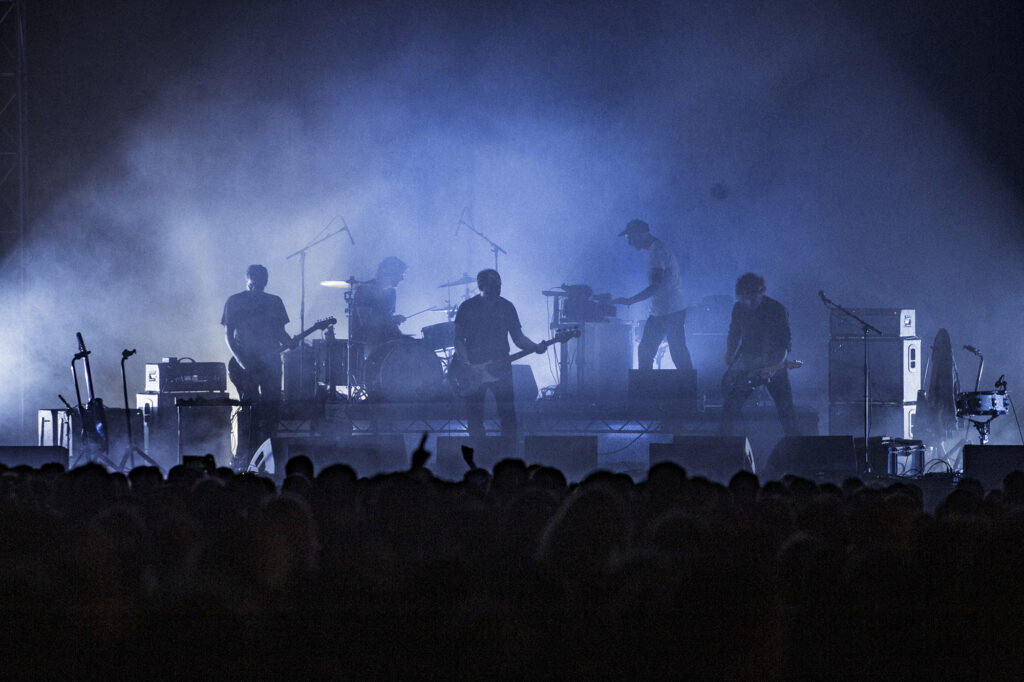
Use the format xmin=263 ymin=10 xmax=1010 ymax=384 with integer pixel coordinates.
xmin=118 ymin=349 xmax=161 ymax=474
xmin=820 ymin=292 xmax=883 ymax=471
xmin=286 ymin=217 xmax=353 ymax=399
xmin=457 ymin=213 xmax=507 ymax=271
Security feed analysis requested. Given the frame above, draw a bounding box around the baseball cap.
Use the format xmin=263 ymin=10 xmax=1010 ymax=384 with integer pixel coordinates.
xmin=618 ymin=219 xmax=650 ymax=236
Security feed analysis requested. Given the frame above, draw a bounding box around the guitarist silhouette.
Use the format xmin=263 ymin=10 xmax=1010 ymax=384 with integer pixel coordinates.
xmin=222 ymin=264 xmax=297 ymax=460
xmin=718 ymin=273 xmax=800 ymax=437
xmin=452 ymin=269 xmax=546 ymax=455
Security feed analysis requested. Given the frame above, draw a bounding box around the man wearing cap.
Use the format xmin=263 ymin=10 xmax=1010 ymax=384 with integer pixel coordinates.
xmin=352 ymin=256 xmax=408 ymax=348
xmin=611 ymin=219 xmax=692 ymax=371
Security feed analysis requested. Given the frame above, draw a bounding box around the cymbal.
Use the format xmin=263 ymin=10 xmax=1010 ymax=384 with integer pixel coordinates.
xmin=320 ymin=280 xmax=352 ymax=289
xmin=438 ymin=274 xmax=475 ymax=288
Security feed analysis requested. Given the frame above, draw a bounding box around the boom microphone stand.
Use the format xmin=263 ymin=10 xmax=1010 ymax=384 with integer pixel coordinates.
xmin=819 ymin=292 xmax=883 ymax=471
xmin=456 ymin=207 xmax=507 ymax=271
xmin=286 ymin=216 xmax=355 ymax=398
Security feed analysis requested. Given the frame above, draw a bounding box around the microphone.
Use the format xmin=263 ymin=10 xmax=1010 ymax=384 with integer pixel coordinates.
xmin=818 ymin=290 xmax=828 ymax=305
xmin=964 ymin=345 xmax=981 ymax=356
xmin=122 ymin=348 xmax=137 ymax=360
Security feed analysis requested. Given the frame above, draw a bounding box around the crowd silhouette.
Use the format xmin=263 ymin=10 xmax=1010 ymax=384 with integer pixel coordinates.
xmin=2 ymin=443 xmax=1023 ymax=678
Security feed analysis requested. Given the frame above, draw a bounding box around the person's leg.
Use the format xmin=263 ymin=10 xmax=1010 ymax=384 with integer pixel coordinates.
xmin=665 ymin=309 xmax=693 ymax=371
xmin=718 ymin=384 xmax=752 ymax=436
xmin=464 ymin=386 xmax=487 ymax=444
xmin=491 ymin=371 xmax=518 ymax=457
xmin=638 ymin=315 xmax=668 ymax=369
xmin=767 ymin=370 xmax=800 ymax=436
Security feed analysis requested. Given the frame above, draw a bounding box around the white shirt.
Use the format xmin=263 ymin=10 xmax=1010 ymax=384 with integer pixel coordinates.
xmin=646 ymin=237 xmax=686 ymax=316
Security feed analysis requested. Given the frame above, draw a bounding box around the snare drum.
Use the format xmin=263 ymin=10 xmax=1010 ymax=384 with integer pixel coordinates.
xmin=956 ymin=391 xmax=1009 ymax=418
xmin=363 ymin=339 xmax=444 ymax=401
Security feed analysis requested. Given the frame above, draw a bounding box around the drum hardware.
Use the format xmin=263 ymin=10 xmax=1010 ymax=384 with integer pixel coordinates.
xmin=320 ymin=280 xmax=353 ymax=288
xmin=956 ymin=378 xmax=1010 ymax=446
xmin=438 ymin=274 xmax=475 ymax=288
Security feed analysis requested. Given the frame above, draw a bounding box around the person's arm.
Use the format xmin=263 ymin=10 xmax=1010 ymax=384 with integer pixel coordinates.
xmin=765 ymin=303 xmax=792 ymax=367
xmin=612 ymin=268 xmax=664 ymax=306
xmin=724 ymin=305 xmax=741 ymax=365
xmin=511 ymin=328 xmax=545 ymax=354
xmin=454 ymin=322 xmax=469 ymax=360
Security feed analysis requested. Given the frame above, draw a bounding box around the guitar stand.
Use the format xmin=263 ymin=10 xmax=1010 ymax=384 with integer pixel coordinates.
xmin=70 ymin=333 xmax=120 ymax=471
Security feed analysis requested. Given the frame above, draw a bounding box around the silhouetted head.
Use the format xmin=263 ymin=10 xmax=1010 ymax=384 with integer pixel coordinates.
xmin=735 ymin=272 xmax=766 ymax=309
xmin=246 ymin=264 xmax=269 ymax=292
xmin=619 ymin=218 xmax=654 ymax=250
xmin=376 ymin=256 xmax=407 ymax=287
xmin=477 ymin=268 xmax=501 ymax=297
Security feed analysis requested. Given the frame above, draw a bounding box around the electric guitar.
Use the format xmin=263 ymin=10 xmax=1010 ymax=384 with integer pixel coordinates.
xmin=447 ymin=328 xmax=581 ymax=397
xmin=722 ymin=355 xmax=803 ymax=392
xmin=228 ymin=316 xmax=336 ymax=385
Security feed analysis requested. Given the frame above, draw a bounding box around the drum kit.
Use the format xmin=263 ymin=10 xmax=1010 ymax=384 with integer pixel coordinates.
xmin=291 ymin=273 xmax=477 ymax=402
xmin=955 ymin=345 xmax=1011 ymax=445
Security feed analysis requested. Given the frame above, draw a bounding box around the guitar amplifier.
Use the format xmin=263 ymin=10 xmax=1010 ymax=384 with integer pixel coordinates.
xmin=145 ymin=358 xmax=226 ymax=393
xmin=830 ymin=308 xmax=916 ymax=338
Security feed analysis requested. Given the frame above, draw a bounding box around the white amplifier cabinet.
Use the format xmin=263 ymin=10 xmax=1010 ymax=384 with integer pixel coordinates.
xmin=829 ymin=336 xmax=921 ymax=404
xmin=561 ymin=321 xmax=632 ymax=403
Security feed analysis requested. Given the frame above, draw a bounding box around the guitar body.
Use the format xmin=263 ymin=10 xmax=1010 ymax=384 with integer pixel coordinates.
xmin=446 ymin=328 xmax=581 ymax=397
xmin=722 ymin=356 xmax=803 ymax=392
xmin=228 ymin=317 xmax=337 ymax=397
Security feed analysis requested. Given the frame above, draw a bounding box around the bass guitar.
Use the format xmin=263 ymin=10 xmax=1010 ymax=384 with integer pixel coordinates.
xmin=447 ymin=328 xmax=580 ymax=397
xmin=722 ymin=355 xmax=803 ymax=392
xmin=228 ymin=316 xmax=336 ymax=386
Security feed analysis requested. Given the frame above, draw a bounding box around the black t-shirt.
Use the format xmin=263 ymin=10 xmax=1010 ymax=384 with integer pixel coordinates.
xmin=455 ymin=295 xmax=522 ymax=365
xmin=221 ymin=290 xmax=289 ymax=358
xmin=726 ymin=296 xmax=791 ymax=361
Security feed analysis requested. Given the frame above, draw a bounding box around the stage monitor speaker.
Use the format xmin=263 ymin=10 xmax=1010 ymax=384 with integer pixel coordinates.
xmin=829 ymin=337 xmax=921 ymax=404
xmin=247 ymin=434 xmax=408 ymax=479
xmin=763 ymin=436 xmax=858 ymax=482
xmin=435 ymin=436 xmax=512 ymax=479
xmin=524 ymin=435 xmax=598 ymax=482
xmin=513 ymin=364 xmax=539 ymax=405
xmin=962 ymin=445 xmax=1024 ymax=492
xmin=0 ymin=446 xmax=69 ymax=469
xmin=829 ymin=402 xmax=916 ymax=440
xmin=628 ymin=369 xmax=698 ymax=415
xmin=650 ymin=436 xmax=753 ymax=483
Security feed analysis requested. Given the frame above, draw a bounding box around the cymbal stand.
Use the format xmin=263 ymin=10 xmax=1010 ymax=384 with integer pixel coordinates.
xmin=117 ymin=348 xmax=161 ymax=474
xmin=286 ymin=216 xmax=354 ymax=401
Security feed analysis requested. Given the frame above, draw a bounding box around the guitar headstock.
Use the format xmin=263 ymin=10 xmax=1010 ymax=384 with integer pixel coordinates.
xmin=314 ymin=316 xmax=338 ymax=331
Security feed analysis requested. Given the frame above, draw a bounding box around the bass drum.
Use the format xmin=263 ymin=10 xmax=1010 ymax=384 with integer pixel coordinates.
xmin=363 ymin=339 xmax=444 ymax=401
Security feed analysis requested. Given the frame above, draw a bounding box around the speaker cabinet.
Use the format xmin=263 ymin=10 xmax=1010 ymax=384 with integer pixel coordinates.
xmin=963 ymin=445 xmax=1024 ymax=492
xmin=247 ymin=434 xmax=408 ymax=479
xmin=524 ymin=435 xmax=599 ymax=482
xmin=628 ymin=369 xmax=698 ymax=415
xmin=0 ymin=446 xmax=69 ymax=469
xmin=435 ymin=436 xmax=512 ymax=479
xmin=829 ymin=337 xmax=921 ymax=404
xmin=650 ymin=436 xmax=754 ymax=483
xmin=136 ymin=393 xmax=232 ymax=470
xmin=763 ymin=436 xmax=858 ymax=482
